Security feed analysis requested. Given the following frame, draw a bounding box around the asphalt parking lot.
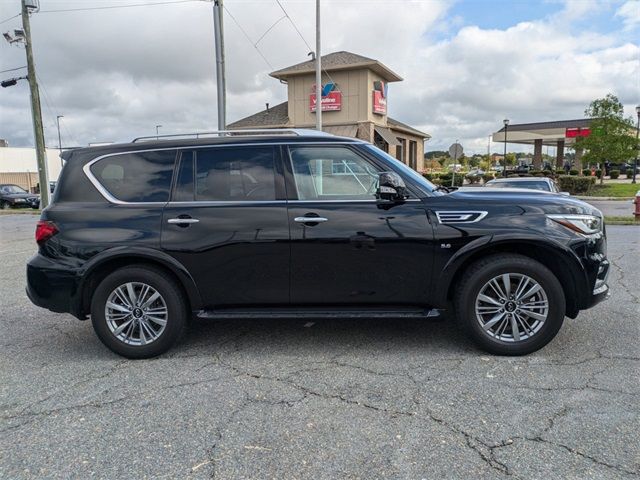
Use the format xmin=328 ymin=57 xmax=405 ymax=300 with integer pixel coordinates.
xmin=1 ymin=214 xmax=638 ymax=479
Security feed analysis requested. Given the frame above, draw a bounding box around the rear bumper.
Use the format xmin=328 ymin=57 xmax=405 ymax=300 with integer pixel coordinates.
xmin=26 ymin=254 xmax=83 ymax=318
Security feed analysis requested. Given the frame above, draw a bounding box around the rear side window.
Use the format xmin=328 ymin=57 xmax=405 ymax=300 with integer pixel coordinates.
xmin=90 ymin=150 xmax=177 ymax=202
xmin=173 ymin=147 xmax=276 ymax=202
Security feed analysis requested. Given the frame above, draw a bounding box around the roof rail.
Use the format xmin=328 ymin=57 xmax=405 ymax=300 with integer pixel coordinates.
xmin=131 ymin=128 xmax=333 ymax=143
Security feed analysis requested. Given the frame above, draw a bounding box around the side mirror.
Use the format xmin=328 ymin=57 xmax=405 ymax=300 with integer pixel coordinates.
xmin=559 ymin=191 xmax=570 ymax=196
xmin=376 ymin=172 xmax=407 ymax=202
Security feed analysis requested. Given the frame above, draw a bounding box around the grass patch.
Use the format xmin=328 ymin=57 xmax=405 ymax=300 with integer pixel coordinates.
xmin=584 ymin=183 xmax=639 ymax=198
xmin=605 ymin=216 xmax=639 ymax=225
xmin=0 ymin=209 xmax=40 ymax=215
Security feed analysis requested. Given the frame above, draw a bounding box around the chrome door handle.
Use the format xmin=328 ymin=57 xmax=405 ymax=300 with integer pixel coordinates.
xmin=167 ymin=218 xmax=199 ymax=224
xmin=294 ymin=216 xmax=328 ymax=223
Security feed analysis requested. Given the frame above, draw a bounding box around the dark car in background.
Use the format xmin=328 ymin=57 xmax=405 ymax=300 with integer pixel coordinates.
xmin=0 ymin=184 xmax=40 ymax=210
xmin=26 ymin=130 xmax=609 ymax=359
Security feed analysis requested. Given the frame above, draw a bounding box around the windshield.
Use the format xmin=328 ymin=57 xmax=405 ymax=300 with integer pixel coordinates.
xmin=0 ymin=185 xmax=27 ymax=194
xmin=487 ymin=181 xmax=550 ymax=191
xmin=362 ymin=144 xmax=444 ymax=196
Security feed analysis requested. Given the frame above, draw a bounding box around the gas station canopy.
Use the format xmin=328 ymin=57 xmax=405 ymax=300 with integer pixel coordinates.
xmin=491 ymin=119 xmax=592 ymax=169
xmin=492 ymin=119 xmax=592 ymax=146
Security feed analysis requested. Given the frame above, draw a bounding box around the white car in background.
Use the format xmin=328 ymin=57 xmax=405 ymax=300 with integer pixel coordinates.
xmin=484 ymin=177 xmax=569 ymax=195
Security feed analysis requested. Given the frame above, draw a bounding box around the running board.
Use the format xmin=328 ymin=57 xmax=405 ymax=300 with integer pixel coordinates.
xmin=196 ymin=307 xmax=444 ymax=320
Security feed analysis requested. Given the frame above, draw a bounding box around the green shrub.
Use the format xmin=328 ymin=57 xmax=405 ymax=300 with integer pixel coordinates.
xmin=465 ymin=175 xmax=481 ymax=184
xmin=439 ymin=173 xmax=463 ymax=187
xmin=596 ymin=169 xmax=603 ymax=178
xmin=542 ymin=170 xmax=553 ymax=177
xmin=610 ymin=170 xmax=620 ymax=179
xmin=582 ymin=169 xmax=590 ymax=176
xmin=482 ymin=174 xmax=495 ymax=183
xmin=569 ymin=169 xmax=579 ymax=176
xmin=557 ymin=175 xmax=596 ymax=195
xmin=422 ymin=173 xmax=434 ymax=181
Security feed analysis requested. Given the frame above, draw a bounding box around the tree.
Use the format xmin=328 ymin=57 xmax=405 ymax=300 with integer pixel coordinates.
xmin=424 ymin=150 xmax=448 ymax=160
xmin=575 ymin=94 xmax=638 ymax=183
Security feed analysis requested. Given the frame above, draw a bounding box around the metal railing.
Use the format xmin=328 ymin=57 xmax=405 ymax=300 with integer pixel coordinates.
xmin=131 ymin=128 xmax=332 ymax=143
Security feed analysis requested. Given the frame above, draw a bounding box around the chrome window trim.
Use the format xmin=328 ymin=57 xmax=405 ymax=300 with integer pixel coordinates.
xmin=287 ymin=199 xmax=422 ymax=204
xmin=435 ymin=211 xmax=488 ymax=224
xmin=166 ymin=200 xmax=288 ymax=206
xmin=83 ymin=142 xmax=361 ymax=205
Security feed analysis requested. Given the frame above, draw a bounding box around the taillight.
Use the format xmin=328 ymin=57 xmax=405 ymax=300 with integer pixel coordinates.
xmin=35 ymin=220 xmax=58 ymax=245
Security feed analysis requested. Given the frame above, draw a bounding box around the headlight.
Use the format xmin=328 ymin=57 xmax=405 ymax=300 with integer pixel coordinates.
xmin=14 ymin=198 xmax=25 ymax=203
xmin=547 ymin=214 xmax=602 ymax=235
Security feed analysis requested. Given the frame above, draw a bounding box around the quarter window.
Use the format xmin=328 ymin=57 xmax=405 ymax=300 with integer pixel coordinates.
xmin=289 ymin=147 xmax=381 ymax=200
xmin=90 ymin=150 xmax=177 ymax=202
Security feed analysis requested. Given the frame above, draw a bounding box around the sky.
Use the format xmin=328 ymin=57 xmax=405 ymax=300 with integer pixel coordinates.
xmin=0 ymin=0 xmax=638 ymax=155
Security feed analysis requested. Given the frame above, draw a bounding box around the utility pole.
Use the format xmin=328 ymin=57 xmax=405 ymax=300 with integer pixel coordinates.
xmin=213 ymin=0 xmax=226 ymax=131
xmin=315 ymin=0 xmax=322 ymax=131
xmin=21 ymin=0 xmax=49 ymax=206
xmin=56 ymin=115 xmax=63 ymax=168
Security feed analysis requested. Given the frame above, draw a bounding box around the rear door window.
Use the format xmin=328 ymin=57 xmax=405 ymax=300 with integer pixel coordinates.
xmin=90 ymin=150 xmax=177 ymax=202
xmin=173 ymin=146 xmax=277 ymax=202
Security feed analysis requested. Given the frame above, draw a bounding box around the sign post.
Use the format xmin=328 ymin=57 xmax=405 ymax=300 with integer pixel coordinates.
xmin=448 ymin=142 xmax=463 ymax=188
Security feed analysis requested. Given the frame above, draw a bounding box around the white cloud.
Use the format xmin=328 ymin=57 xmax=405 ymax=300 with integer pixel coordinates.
xmin=0 ymin=0 xmax=637 ymax=157
xmin=616 ymin=0 xmax=640 ymax=30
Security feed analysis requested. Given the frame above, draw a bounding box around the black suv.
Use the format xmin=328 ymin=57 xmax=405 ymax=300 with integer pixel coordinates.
xmin=26 ymin=131 xmax=609 ymax=358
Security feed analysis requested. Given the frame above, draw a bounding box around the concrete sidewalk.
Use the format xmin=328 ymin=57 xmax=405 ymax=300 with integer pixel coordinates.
xmin=580 ymin=198 xmax=636 ymax=217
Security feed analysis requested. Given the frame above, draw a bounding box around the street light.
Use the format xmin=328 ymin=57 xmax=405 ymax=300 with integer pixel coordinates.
xmin=56 ymin=115 xmax=64 ymax=168
xmin=633 ymin=105 xmax=639 ymax=185
xmin=503 ymin=118 xmax=509 ymax=177
xmin=155 ymin=124 xmax=162 ymax=139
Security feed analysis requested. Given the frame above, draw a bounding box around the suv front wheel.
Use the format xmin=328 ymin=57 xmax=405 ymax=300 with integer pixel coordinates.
xmin=455 ymin=254 xmax=566 ymax=355
xmin=91 ymin=265 xmax=187 ymax=358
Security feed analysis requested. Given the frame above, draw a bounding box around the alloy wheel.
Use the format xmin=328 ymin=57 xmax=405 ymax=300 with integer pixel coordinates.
xmin=105 ymin=282 xmax=168 ymax=346
xmin=474 ymin=273 xmax=549 ymax=342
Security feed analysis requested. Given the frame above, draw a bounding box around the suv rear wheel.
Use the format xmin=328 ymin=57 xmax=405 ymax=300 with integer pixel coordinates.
xmin=91 ymin=265 xmax=187 ymax=358
xmin=455 ymin=254 xmax=565 ymax=355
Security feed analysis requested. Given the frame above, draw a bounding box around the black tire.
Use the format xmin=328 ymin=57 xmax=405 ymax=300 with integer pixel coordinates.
xmin=454 ymin=254 xmax=566 ymax=356
xmin=91 ymin=265 xmax=187 ymax=359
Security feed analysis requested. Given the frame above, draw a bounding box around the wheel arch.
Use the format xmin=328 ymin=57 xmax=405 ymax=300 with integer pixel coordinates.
xmin=441 ymin=237 xmax=588 ymax=318
xmin=77 ymin=248 xmax=202 ymax=319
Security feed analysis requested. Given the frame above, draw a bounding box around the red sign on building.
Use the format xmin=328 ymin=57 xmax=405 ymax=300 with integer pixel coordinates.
xmin=565 ymin=128 xmax=591 ymax=138
xmin=310 ymin=91 xmax=342 ymax=112
xmin=372 ymin=90 xmax=387 ymax=115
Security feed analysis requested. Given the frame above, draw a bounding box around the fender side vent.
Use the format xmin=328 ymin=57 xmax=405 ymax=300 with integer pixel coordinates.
xmin=436 ymin=211 xmax=488 ymax=224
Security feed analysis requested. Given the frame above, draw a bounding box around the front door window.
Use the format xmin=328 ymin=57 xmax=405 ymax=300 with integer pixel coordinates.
xmin=289 ymin=146 xmax=380 ymax=200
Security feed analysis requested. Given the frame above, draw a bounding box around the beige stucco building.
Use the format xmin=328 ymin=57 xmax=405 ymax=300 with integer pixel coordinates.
xmin=228 ymin=51 xmax=430 ymax=171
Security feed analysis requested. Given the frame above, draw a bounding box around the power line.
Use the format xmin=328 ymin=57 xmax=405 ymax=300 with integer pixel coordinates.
xmin=273 ymin=0 xmax=336 ymax=86
xmin=0 ymin=13 xmax=21 ymax=25
xmin=38 ymin=0 xmax=200 ymax=14
xmin=274 ymin=0 xmax=312 ymax=52
xmin=223 ymin=5 xmax=274 ymax=70
xmin=36 ymin=73 xmax=79 ymax=147
xmin=0 ymin=66 xmax=27 ymax=74
xmin=255 ymin=15 xmax=287 ymax=46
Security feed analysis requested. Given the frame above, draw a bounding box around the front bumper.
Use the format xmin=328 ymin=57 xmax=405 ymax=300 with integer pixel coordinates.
xmin=26 ymin=253 xmax=83 ymax=318
xmin=582 ymin=258 xmax=610 ymax=309
xmin=8 ymin=201 xmax=39 ymax=209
